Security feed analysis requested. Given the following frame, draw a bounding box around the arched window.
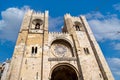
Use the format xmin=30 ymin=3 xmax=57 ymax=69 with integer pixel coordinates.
xmin=74 ymin=21 xmax=83 ymax=31
xmin=35 ymin=23 xmax=40 ymax=29
xmin=75 ymin=25 xmax=80 ymax=31
xmin=32 ymin=19 xmax=43 ymax=30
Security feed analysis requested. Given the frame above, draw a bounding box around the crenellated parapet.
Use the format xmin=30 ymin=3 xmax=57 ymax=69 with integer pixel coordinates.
xmin=48 ymin=32 xmax=70 ymax=38
xmin=48 ymin=32 xmax=74 ymax=48
xmin=32 ymin=11 xmax=44 ymax=17
xmin=64 ymin=13 xmax=82 ymax=23
xmin=49 ymin=32 xmax=68 ymax=35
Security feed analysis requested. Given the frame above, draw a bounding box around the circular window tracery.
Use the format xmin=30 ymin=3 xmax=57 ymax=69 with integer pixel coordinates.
xmin=53 ymin=44 xmax=67 ymax=57
xmin=50 ymin=39 xmax=74 ymax=57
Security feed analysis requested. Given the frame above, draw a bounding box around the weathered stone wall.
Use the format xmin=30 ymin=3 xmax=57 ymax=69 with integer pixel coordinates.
xmin=5 ymin=10 xmax=114 ymax=80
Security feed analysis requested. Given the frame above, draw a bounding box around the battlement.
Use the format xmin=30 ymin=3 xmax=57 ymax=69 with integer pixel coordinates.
xmin=64 ymin=13 xmax=83 ymax=23
xmin=49 ymin=32 xmax=69 ymax=35
xmin=33 ymin=11 xmax=44 ymax=17
xmin=64 ymin=13 xmax=71 ymax=19
xmin=24 ymin=9 xmax=48 ymax=17
xmin=24 ymin=9 xmax=33 ymax=16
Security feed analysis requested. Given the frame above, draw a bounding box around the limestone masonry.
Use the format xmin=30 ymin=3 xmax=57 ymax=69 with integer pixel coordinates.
xmin=2 ymin=10 xmax=114 ymax=80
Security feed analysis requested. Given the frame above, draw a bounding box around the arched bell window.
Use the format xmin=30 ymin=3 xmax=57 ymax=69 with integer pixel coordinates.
xmin=32 ymin=19 xmax=43 ymax=30
xmin=75 ymin=25 xmax=80 ymax=31
xmin=35 ymin=23 xmax=40 ymax=29
xmin=74 ymin=21 xmax=83 ymax=31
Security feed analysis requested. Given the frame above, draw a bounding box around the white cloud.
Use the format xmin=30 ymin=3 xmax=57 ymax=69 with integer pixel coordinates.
xmin=85 ymin=12 xmax=120 ymax=41
xmin=49 ymin=16 xmax=63 ymax=32
xmin=1 ymin=7 xmax=120 ymax=42
xmin=0 ymin=6 xmax=63 ymax=42
xmin=113 ymin=3 xmax=120 ymax=11
xmin=114 ymin=43 xmax=120 ymax=50
xmin=85 ymin=12 xmax=104 ymax=19
xmin=107 ymin=58 xmax=120 ymax=76
xmin=111 ymin=42 xmax=120 ymax=50
xmin=0 ymin=6 xmax=29 ymax=42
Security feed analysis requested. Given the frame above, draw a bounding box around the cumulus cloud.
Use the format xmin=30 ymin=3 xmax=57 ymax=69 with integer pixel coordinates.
xmin=107 ymin=58 xmax=120 ymax=76
xmin=113 ymin=3 xmax=120 ymax=12
xmin=85 ymin=12 xmax=104 ymax=19
xmin=85 ymin=12 xmax=120 ymax=41
xmin=0 ymin=6 xmax=29 ymax=42
xmin=0 ymin=6 xmax=63 ymax=42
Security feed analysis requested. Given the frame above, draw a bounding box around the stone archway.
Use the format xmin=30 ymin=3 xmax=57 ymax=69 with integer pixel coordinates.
xmin=51 ymin=65 xmax=78 ymax=80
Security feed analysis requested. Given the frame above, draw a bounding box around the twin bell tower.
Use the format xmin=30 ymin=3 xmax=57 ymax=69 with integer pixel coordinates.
xmin=5 ymin=10 xmax=114 ymax=80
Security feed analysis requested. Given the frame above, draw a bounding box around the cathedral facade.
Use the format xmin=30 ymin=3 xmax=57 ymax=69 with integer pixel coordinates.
xmin=5 ymin=10 xmax=114 ymax=80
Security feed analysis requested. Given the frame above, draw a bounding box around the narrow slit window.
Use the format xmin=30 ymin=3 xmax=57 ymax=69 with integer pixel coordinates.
xmin=36 ymin=72 xmax=38 ymax=79
xmin=25 ymin=59 xmax=27 ymax=64
xmin=35 ymin=47 xmax=37 ymax=54
xmin=86 ymin=48 xmax=89 ymax=54
xmin=31 ymin=46 xmax=38 ymax=54
xmin=32 ymin=47 xmax=34 ymax=54
xmin=99 ymin=74 xmax=102 ymax=78
xmin=84 ymin=48 xmax=90 ymax=54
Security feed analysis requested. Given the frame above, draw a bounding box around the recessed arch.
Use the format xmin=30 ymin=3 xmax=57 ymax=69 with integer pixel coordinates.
xmin=50 ymin=38 xmax=75 ymax=57
xmin=49 ymin=63 xmax=79 ymax=80
xmin=49 ymin=37 xmax=74 ymax=48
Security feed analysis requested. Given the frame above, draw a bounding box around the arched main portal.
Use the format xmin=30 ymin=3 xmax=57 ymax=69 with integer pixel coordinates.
xmin=51 ymin=65 xmax=78 ymax=80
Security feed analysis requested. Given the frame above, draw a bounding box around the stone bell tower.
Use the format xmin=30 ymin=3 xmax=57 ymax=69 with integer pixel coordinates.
xmin=6 ymin=10 xmax=49 ymax=80
xmin=5 ymin=10 xmax=114 ymax=80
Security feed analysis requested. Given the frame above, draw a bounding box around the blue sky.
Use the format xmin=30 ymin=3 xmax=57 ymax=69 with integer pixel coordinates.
xmin=0 ymin=0 xmax=120 ymax=79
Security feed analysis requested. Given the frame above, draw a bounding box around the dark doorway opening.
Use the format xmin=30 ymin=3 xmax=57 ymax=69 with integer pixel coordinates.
xmin=51 ymin=65 xmax=78 ymax=80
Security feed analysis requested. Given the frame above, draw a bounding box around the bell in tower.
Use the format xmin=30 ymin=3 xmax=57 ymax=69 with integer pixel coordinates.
xmin=32 ymin=19 xmax=43 ymax=29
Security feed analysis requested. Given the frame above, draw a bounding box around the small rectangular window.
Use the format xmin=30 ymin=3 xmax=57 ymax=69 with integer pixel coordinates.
xmin=84 ymin=48 xmax=90 ymax=54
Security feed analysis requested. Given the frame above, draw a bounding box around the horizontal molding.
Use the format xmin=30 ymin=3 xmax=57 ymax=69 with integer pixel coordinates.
xmin=48 ymin=57 xmax=77 ymax=61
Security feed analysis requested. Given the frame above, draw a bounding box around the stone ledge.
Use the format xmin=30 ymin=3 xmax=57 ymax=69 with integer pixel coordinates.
xmin=48 ymin=57 xmax=77 ymax=61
